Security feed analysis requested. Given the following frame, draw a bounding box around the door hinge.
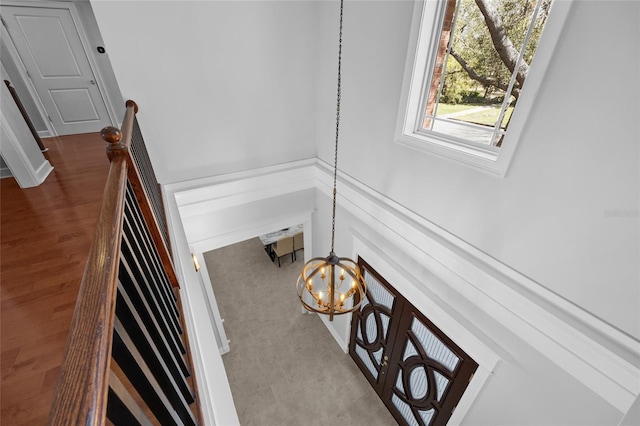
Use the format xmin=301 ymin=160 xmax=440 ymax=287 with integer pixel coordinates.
xmin=47 ymin=115 xmax=53 ymax=123
xmin=469 ymin=372 xmax=475 ymax=383
xmin=451 ymin=405 xmax=457 ymax=415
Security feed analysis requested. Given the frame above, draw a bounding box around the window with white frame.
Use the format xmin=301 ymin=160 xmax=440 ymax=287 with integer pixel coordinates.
xmin=396 ymin=0 xmax=572 ymax=176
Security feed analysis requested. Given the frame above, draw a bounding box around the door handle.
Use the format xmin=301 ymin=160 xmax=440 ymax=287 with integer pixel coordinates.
xmin=381 ymin=355 xmax=389 ymax=366
xmin=90 ymin=80 xmax=96 ymax=85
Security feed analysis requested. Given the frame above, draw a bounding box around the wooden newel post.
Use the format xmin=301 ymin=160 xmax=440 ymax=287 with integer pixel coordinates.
xmin=101 ymin=126 xmax=127 ymax=162
xmin=101 ymin=126 xmax=121 ymax=144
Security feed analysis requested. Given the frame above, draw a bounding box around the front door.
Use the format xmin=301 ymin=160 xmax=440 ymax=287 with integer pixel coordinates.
xmin=0 ymin=5 xmax=112 ymax=135
xmin=350 ymin=258 xmax=478 ymax=426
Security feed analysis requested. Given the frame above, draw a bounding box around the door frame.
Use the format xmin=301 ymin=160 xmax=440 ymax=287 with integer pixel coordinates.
xmin=0 ymin=0 xmax=119 ymax=136
xmin=351 ymin=234 xmax=500 ymax=425
xmin=350 ymin=257 xmax=480 ymax=426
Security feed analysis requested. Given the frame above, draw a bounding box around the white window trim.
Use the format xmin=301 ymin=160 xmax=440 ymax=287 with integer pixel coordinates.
xmin=395 ymin=0 xmax=574 ymax=177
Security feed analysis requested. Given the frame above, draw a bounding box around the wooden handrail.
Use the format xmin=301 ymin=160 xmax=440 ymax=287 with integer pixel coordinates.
xmin=4 ymin=79 xmax=47 ymax=152
xmin=49 ymin=134 xmax=129 ymax=425
xmin=49 ymin=101 xmax=198 ymax=425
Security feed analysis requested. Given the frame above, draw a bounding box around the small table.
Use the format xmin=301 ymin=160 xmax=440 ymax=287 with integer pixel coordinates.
xmin=259 ymin=224 xmax=304 ymax=261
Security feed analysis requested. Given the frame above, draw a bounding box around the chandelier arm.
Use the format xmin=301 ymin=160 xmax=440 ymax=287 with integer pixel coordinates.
xmin=330 ymin=0 xmax=344 ymax=255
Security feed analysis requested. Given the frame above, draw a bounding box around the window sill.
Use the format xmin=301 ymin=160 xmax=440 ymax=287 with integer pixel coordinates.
xmin=395 ymin=129 xmax=508 ymax=177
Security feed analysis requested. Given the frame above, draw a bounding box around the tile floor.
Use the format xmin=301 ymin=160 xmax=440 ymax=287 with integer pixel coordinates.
xmin=203 ymin=238 xmax=397 ymax=425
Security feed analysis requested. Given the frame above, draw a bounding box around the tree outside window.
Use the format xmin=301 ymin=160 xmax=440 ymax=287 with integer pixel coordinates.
xmin=422 ymin=0 xmax=552 ymax=147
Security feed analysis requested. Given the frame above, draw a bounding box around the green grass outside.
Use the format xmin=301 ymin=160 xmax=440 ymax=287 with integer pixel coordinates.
xmin=437 ymin=103 xmax=514 ymax=127
xmin=436 ymin=103 xmax=479 ymax=115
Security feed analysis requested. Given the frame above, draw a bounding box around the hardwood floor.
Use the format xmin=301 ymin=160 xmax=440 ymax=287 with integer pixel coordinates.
xmin=1 ymin=133 xmax=110 ymax=425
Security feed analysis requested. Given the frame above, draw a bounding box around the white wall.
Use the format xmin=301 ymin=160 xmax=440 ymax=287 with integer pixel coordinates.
xmin=91 ymin=0 xmax=639 ymax=424
xmin=314 ymin=0 xmax=639 ymax=340
xmin=73 ymin=0 xmax=125 ymax=126
xmin=90 ymin=0 xmax=318 ymax=185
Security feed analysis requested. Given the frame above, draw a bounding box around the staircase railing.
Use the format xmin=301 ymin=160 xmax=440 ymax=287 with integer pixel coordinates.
xmin=48 ymin=101 xmax=201 ymax=425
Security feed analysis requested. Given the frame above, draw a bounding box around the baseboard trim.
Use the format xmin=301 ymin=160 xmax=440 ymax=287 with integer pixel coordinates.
xmin=35 ymin=161 xmax=53 ymax=184
xmin=0 ymin=168 xmax=13 ymax=178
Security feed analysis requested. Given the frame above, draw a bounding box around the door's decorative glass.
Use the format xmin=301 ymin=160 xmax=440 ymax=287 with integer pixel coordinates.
xmin=351 ymin=269 xmax=397 ymax=384
xmin=411 ymin=318 xmax=460 ymax=373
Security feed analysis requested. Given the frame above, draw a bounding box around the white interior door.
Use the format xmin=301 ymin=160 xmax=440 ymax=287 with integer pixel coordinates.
xmin=0 ymin=5 xmax=111 ymax=136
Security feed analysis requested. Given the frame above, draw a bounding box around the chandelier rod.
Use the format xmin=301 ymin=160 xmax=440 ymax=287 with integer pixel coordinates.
xmin=330 ymin=0 xmax=344 ymax=255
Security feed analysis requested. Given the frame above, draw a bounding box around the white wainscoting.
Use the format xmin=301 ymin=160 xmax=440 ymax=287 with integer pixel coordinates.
xmin=313 ymin=160 xmax=640 ymax=414
xmin=163 ymin=182 xmax=240 ymax=426
xmin=163 ymin=158 xmax=640 ymax=423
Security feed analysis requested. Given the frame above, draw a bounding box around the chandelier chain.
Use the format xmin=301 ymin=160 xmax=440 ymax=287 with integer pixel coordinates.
xmin=330 ymin=0 xmax=344 ymax=255
xmin=297 ymin=0 xmax=366 ymax=322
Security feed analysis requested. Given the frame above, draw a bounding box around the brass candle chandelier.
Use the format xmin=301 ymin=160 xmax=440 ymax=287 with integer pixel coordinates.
xmin=296 ymin=0 xmax=367 ymax=321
